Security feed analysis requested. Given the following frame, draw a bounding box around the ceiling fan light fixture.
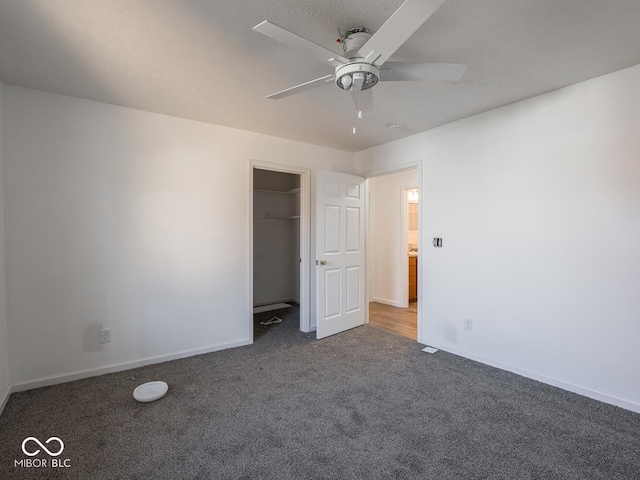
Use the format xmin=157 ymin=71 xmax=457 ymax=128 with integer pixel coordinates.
xmin=335 ymin=62 xmax=379 ymax=91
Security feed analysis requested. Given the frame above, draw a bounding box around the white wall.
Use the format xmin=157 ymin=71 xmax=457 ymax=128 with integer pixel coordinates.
xmin=3 ymin=86 xmax=355 ymax=388
xmin=356 ymin=64 xmax=640 ymax=413
xmin=0 ymin=81 xmax=10 ymax=412
xmin=368 ymin=169 xmax=418 ymax=307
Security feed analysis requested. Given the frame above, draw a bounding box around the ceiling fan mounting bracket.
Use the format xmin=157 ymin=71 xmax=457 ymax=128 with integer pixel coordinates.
xmin=340 ymin=31 xmax=372 ymax=58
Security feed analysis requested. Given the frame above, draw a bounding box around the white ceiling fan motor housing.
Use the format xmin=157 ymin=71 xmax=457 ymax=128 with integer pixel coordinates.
xmin=335 ymin=31 xmax=379 ymax=92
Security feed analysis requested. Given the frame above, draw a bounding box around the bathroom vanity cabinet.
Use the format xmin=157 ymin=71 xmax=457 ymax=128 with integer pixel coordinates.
xmin=409 ymin=255 xmax=417 ymax=302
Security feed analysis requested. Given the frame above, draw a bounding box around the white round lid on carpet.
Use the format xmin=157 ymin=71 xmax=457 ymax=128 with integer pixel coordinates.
xmin=133 ymin=381 xmax=168 ymax=402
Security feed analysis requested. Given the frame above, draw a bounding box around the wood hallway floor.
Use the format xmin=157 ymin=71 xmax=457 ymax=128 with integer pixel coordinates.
xmin=368 ymin=302 xmax=418 ymax=340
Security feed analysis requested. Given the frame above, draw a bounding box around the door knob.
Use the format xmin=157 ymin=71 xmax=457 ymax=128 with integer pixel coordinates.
xmin=319 ymin=260 xmax=328 ymax=265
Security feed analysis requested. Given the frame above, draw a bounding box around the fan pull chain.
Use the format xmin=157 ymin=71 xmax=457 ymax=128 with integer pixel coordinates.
xmin=352 ymin=91 xmax=363 ymax=134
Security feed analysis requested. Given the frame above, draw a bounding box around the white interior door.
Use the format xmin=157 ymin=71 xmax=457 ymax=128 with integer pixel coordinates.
xmin=316 ymin=169 xmax=365 ymax=339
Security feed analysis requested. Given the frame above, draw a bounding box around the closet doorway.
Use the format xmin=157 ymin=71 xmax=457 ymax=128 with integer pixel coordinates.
xmin=250 ymin=163 xmax=310 ymax=341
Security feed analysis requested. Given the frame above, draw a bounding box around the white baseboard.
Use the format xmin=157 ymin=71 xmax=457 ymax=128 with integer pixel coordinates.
xmin=422 ymin=339 xmax=640 ymax=414
xmin=8 ymin=338 xmax=252 ymax=395
xmin=371 ymin=297 xmax=404 ymax=308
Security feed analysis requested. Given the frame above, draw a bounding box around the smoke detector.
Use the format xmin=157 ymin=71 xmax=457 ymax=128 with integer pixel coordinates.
xmin=388 ymin=122 xmax=404 ymax=130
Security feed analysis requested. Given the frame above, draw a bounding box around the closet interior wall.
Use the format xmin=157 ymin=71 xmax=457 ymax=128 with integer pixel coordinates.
xmin=253 ymin=169 xmax=300 ymax=307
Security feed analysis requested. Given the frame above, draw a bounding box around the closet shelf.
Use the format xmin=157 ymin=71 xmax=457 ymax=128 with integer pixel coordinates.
xmin=257 ymin=213 xmax=300 ymax=222
xmin=254 ymin=188 xmax=300 ymax=195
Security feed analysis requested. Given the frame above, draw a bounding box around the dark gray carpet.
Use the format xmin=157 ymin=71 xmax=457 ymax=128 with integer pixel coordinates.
xmin=1 ymin=305 xmax=639 ymax=479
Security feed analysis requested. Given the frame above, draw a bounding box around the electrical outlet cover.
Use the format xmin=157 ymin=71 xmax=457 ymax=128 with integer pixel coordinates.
xmin=100 ymin=328 xmax=111 ymax=343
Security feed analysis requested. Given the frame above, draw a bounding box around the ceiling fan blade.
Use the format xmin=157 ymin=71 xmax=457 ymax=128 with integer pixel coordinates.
xmin=266 ymin=74 xmax=335 ymax=100
xmin=380 ymin=62 xmax=467 ymax=82
xmin=254 ymin=21 xmax=349 ymax=67
xmin=357 ymin=0 xmax=446 ymax=66
xmin=350 ymin=88 xmax=374 ymax=114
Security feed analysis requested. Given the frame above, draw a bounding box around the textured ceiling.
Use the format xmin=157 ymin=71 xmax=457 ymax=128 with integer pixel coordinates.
xmin=1 ymin=0 xmax=639 ymax=152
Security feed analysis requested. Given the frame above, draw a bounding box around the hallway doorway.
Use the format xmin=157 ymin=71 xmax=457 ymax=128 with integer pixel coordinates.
xmin=369 ymin=301 xmax=417 ymax=340
xmin=367 ymin=169 xmax=418 ymax=340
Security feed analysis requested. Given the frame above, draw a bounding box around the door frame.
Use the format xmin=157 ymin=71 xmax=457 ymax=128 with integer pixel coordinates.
xmin=364 ymin=159 xmax=424 ymax=342
xmin=249 ymin=160 xmax=311 ymax=341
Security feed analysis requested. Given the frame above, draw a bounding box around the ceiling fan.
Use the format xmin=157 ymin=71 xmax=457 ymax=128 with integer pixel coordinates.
xmin=253 ymin=0 xmax=466 ymax=118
